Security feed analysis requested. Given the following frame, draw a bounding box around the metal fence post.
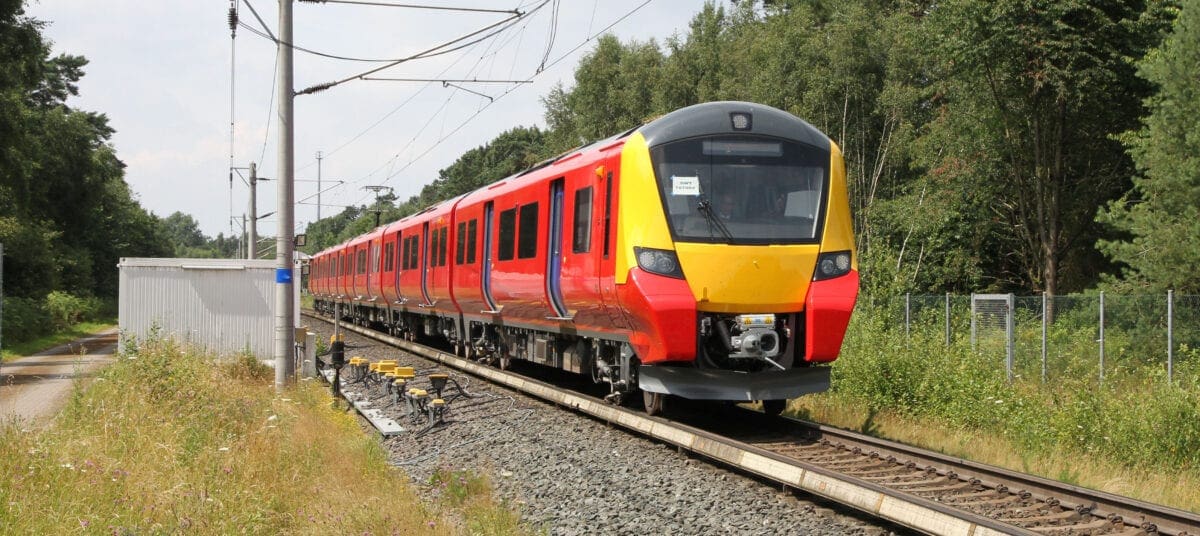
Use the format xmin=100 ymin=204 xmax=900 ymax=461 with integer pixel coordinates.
xmin=1099 ymin=291 xmax=1106 ymax=384
xmin=970 ymin=294 xmax=977 ymax=350
xmin=905 ymin=293 xmax=911 ymax=338
xmin=945 ymin=292 xmax=951 ymax=346
xmin=1041 ymin=291 xmax=1047 ymax=384
xmin=1166 ymin=290 xmax=1176 ymax=386
xmin=1006 ymin=293 xmax=1015 ymax=382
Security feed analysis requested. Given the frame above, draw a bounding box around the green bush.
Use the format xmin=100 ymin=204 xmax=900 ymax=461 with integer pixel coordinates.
xmin=2 ymin=291 xmax=109 ymax=346
xmin=44 ymin=291 xmax=103 ymax=330
xmin=1 ymin=297 xmax=53 ymax=344
xmin=833 ymin=304 xmax=1200 ymax=471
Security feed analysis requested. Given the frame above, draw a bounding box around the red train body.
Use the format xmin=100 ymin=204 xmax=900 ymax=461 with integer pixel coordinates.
xmin=310 ymin=102 xmax=859 ymax=414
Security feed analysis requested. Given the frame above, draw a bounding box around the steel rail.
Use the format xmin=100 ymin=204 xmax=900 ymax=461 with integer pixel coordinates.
xmin=758 ymin=418 xmax=1200 ymax=536
xmin=305 ymin=313 xmax=1032 ymax=535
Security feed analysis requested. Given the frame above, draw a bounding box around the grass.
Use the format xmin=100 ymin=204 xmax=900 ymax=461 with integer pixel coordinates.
xmin=1 ymin=320 xmax=115 ymax=362
xmin=0 ymin=335 xmax=530 ymax=534
xmin=425 ymin=468 xmax=532 ymax=535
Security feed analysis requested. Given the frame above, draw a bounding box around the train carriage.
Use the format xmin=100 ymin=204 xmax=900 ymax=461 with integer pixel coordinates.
xmin=311 ymin=101 xmax=858 ymax=415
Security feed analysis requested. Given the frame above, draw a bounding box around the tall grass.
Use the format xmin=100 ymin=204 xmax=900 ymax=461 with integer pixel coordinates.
xmin=805 ymin=306 xmax=1200 ymax=510
xmin=0 ymin=336 xmax=474 ymax=534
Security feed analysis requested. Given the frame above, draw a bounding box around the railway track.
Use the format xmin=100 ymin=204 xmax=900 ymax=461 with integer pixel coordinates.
xmin=304 ymin=312 xmax=1200 ymax=536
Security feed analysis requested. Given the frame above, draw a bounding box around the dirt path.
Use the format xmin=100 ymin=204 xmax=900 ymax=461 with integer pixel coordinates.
xmin=0 ymin=330 xmax=119 ymax=426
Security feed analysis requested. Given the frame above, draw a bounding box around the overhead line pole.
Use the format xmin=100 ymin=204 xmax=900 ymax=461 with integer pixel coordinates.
xmin=249 ymin=161 xmax=258 ymax=259
xmin=316 ymin=151 xmax=323 ymax=222
xmin=274 ymin=0 xmax=296 ymax=391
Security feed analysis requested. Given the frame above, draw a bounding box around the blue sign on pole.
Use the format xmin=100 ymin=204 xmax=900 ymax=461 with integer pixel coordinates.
xmin=276 ymin=268 xmax=293 ymax=284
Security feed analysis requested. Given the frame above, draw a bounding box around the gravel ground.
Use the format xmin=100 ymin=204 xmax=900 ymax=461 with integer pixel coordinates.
xmin=314 ymin=323 xmax=903 ymax=536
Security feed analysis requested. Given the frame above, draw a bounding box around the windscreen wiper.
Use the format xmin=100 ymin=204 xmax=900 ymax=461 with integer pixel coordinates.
xmin=697 ymin=196 xmax=734 ymax=241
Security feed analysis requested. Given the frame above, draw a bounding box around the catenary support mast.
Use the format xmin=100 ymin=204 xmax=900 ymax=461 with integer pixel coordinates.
xmin=274 ymin=0 xmax=296 ymax=390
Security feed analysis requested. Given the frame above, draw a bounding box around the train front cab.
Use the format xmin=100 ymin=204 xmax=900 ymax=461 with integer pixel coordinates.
xmin=614 ymin=102 xmax=859 ymax=406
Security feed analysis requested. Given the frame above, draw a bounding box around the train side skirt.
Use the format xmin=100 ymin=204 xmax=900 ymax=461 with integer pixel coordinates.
xmin=638 ymin=365 xmax=831 ymax=401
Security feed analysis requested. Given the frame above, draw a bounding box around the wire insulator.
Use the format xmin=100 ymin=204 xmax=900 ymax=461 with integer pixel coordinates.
xmin=228 ymin=6 xmax=238 ymax=35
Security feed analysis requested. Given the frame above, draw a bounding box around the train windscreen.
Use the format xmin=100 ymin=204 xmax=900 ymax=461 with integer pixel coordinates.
xmin=650 ymin=135 xmax=828 ymax=244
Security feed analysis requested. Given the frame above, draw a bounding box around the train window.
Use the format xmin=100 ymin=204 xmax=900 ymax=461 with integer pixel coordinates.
xmin=467 ymin=219 xmax=478 ymax=264
xmin=455 ymin=222 xmax=466 ymax=265
xmin=573 ymin=186 xmax=593 ymax=254
xmin=429 ymin=230 xmax=439 ymax=268
xmin=401 ymin=237 xmax=410 ymax=270
xmin=411 ymin=236 xmax=419 ymax=269
xmin=438 ymin=227 xmax=448 ymax=267
xmin=384 ymin=243 xmax=394 ymax=271
xmin=498 ymin=208 xmax=516 ymax=261
xmin=357 ymin=249 xmax=366 ymax=274
xmin=373 ymin=244 xmax=380 ymax=273
xmin=517 ymin=202 xmax=539 ymax=259
xmin=603 ymin=172 xmax=613 ymax=258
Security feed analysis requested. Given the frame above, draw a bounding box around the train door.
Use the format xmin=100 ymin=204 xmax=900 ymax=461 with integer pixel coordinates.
xmin=597 ymin=158 xmax=628 ymax=328
xmin=546 ymin=178 xmax=570 ymax=319
xmin=481 ymin=201 xmax=499 ymax=313
xmin=398 ymin=230 xmax=408 ymax=304
xmin=421 ymin=222 xmax=433 ymax=306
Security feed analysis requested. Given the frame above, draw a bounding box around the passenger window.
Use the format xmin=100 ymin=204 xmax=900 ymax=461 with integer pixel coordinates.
xmin=428 ymin=230 xmax=439 ymax=268
xmin=357 ymin=250 xmax=366 ymax=275
xmin=573 ymin=187 xmax=592 ymax=254
xmin=384 ymin=243 xmax=394 ymax=271
xmin=401 ymin=238 xmax=410 ymax=270
xmin=517 ymin=202 xmax=539 ymax=259
xmin=438 ymin=227 xmax=448 ymax=267
xmin=456 ymin=222 xmax=466 ymax=265
xmin=467 ymin=219 xmax=478 ymax=264
xmin=498 ymin=208 xmax=517 ymax=261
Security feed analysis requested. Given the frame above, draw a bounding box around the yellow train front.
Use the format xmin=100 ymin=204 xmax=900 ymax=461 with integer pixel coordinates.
xmin=613 ymin=101 xmax=859 ymax=414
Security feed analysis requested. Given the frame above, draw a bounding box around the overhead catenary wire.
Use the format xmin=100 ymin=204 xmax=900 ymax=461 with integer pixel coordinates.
xmin=295 ymin=0 xmax=541 ymax=176
xmin=336 ymin=0 xmax=654 ymax=210
xmin=299 ymin=0 xmax=519 ymax=15
xmin=373 ymin=0 xmax=656 ymax=187
xmin=296 ymin=6 xmax=542 ymax=95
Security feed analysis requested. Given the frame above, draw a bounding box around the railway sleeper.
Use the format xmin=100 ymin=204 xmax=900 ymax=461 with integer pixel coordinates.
xmin=903 ymin=481 xmax=974 ymax=494
xmin=999 ymin=508 xmax=1082 ymax=524
xmin=1026 ymin=517 xmax=1120 ymax=534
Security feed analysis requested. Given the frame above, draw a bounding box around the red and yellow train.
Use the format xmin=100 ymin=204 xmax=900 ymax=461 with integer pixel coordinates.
xmin=308 ymin=101 xmax=858 ymax=415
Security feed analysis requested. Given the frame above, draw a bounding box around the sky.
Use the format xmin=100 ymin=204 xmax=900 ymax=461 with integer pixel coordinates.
xmin=25 ymin=0 xmax=717 ymax=240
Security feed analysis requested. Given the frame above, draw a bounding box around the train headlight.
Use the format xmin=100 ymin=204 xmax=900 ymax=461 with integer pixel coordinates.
xmin=634 ymin=247 xmax=684 ymax=279
xmin=813 ymin=251 xmax=852 ymax=281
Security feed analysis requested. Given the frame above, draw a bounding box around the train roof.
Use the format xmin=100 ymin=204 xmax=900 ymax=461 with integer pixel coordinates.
xmin=638 ymin=101 xmax=830 ymax=151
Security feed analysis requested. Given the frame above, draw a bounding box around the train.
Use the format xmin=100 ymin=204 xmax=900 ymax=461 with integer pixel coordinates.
xmin=308 ymin=101 xmax=859 ymax=415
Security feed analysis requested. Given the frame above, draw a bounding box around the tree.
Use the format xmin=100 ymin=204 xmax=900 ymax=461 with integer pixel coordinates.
xmin=1099 ymin=1 xmax=1200 ymax=292
xmin=1 ymin=0 xmax=172 ymax=298
xmin=161 ymin=211 xmax=207 ymax=251
xmin=914 ymin=0 xmax=1170 ymax=294
xmin=542 ymin=35 xmax=666 ymax=152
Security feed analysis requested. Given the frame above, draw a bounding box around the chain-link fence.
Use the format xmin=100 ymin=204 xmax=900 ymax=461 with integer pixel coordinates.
xmin=884 ymin=292 xmax=1200 ymax=385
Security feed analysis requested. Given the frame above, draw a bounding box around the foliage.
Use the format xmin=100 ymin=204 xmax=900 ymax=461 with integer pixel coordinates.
xmin=0 ymin=296 xmax=51 ymax=344
xmin=43 ymin=290 xmax=102 ymax=330
xmin=1 ymin=291 xmax=105 ymax=345
xmin=1100 ymin=0 xmax=1200 ymax=293
xmin=834 ymin=304 xmax=1200 ymax=471
xmin=1 ymin=0 xmax=172 ymax=305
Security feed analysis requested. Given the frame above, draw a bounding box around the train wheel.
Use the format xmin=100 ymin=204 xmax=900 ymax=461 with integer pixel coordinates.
xmin=762 ymin=399 xmax=787 ymax=416
xmin=643 ymin=391 xmax=664 ymax=416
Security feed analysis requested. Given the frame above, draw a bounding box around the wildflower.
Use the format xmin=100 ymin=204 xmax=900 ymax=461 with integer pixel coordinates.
xmin=426 ymin=521 xmax=436 ymax=528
